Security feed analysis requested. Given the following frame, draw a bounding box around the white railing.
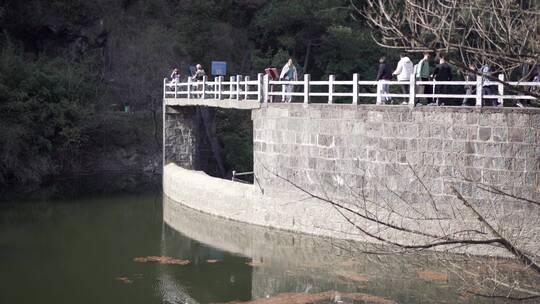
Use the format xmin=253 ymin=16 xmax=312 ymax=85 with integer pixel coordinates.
xmin=163 ymin=73 xmax=539 ymax=107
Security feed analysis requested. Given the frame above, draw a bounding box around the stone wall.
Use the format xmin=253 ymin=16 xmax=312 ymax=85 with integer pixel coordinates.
xmin=252 ymin=104 xmax=539 ymax=254
xmin=164 ymin=107 xmax=198 ymax=169
xmin=164 ymin=106 xmax=216 ymax=173
xmin=163 ymin=103 xmax=539 ymax=255
xmin=252 ymin=104 xmax=540 ymax=204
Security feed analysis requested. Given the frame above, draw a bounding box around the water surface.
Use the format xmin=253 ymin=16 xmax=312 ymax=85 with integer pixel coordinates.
xmin=0 ymin=193 xmax=521 ymax=303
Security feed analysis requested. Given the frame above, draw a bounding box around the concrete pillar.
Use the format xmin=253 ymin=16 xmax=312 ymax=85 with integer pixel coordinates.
xmin=328 ymin=75 xmax=334 ymax=104
xmin=498 ymin=74 xmax=504 ymax=106
xmin=352 ymin=73 xmax=358 ymax=105
xmin=304 ymin=74 xmax=310 ymax=104
xmin=476 ymin=75 xmax=483 ymax=107
xmin=409 ymin=74 xmax=416 ymax=107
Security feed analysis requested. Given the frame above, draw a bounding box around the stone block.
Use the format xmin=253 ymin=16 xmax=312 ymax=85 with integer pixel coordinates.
xmin=383 ymin=111 xmax=401 ymax=122
xmin=478 ymin=127 xmax=492 ymax=141
xmin=506 ymin=113 xmax=529 ymax=127
xmin=449 ymin=126 xmax=467 ymax=140
xmin=401 ymin=110 xmax=413 ymax=122
xmin=339 ymin=120 xmax=355 ymax=134
xmin=319 ymin=147 xmax=337 ymax=159
xmin=367 ymin=111 xmax=384 ymax=122
xmin=429 ymin=124 xmax=445 ymax=139
xmin=317 ymin=158 xmax=336 ymax=172
xmin=428 ymin=139 xmax=442 ymax=151
xmin=355 ymin=110 xmax=368 ymax=121
xmin=466 ymin=112 xmax=479 ymax=125
xmin=400 ymin=124 xmax=418 ymax=138
xmin=317 ymin=134 xmax=334 ymax=147
xmin=492 ymin=127 xmax=508 ymax=142
xmin=365 ymin=122 xmax=382 ymax=137
xmin=508 ymin=128 xmax=525 ymax=142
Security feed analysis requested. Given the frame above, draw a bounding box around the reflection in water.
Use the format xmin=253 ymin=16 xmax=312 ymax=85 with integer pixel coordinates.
xmin=0 ymin=192 xmax=528 ymax=304
xmin=163 ymin=195 xmax=516 ymax=304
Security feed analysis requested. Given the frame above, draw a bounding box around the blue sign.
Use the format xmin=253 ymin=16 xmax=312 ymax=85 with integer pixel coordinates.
xmin=211 ymin=61 xmax=227 ymax=76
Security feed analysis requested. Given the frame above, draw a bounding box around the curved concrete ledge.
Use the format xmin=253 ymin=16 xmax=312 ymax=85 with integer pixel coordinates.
xmin=163 ymin=163 xmax=360 ymax=242
xmin=163 ymin=163 xmax=538 ymax=256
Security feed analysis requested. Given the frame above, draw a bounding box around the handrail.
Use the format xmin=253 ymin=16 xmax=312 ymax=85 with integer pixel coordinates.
xmin=231 ymin=170 xmax=254 ymax=183
xmin=164 ymin=73 xmax=539 ymax=107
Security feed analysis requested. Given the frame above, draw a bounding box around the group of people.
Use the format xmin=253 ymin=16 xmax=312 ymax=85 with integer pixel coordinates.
xmin=169 ymin=56 xmax=538 ymax=106
xmin=170 ymin=64 xmax=206 ymax=83
xmin=377 ymin=52 xmax=453 ymax=106
xmin=377 ymin=52 xmax=539 ymax=107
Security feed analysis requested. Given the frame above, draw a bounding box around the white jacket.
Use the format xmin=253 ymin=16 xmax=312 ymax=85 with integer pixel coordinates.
xmin=393 ymin=57 xmax=414 ymax=81
xmin=279 ymin=63 xmax=298 ymax=81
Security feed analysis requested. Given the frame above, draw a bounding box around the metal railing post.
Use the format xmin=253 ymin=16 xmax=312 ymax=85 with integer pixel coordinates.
xmin=328 ymin=75 xmax=334 ymax=104
xmin=352 ymin=73 xmax=359 ymax=105
xmin=244 ymin=76 xmax=250 ymax=100
xmin=408 ymin=75 xmax=416 ymax=107
xmin=217 ymin=76 xmax=223 ymax=100
xmin=174 ymin=79 xmax=178 ymax=99
xmin=202 ymin=75 xmax=207 ymax=99
xmin=376 ymin=81 xmax=383 ymax=105
xmin=476 ymin=76 xmax=483 ymax=107
xmin=498 ymin=74 xmax=504 ymax=106
xmin=236 ymin=75 xmax=241 ymax=100
xmin=187 ymin=77 xmax=192 ymax=99
xmin=304 ymin=74 xmax=310 ymax=104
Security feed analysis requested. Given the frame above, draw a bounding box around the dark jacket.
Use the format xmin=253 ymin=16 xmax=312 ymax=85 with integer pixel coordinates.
xmin=376 ymin=63 xmax=392 ymax=80
xmin=432 ymin=63 xmax=452 ymax=81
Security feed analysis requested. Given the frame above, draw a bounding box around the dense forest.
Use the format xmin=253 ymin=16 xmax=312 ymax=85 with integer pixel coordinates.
xmin=0 ymin=0 xmax=392 ymax=191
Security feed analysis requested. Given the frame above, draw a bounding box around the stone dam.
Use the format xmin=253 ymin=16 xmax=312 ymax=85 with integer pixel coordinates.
xmin=163 ymin=103 xmax=540 ymax=255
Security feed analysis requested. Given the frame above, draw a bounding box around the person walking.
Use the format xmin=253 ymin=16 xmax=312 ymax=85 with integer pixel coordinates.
xmin=192 ymin=64 xmax=206 ymax=98
xmin=279 ymin=58 xmax=298 ymax=102
xmin=392 ymin=52 xmax=414 ymax=104
xmin=415 ymin=52 xmax=431 ymax=104
xmin=462 ymin=63 xmax=477 ymax=106
xmin=431 ymin=56 xmax=452 ymax=105
xmin=376 ymin=56 xmax=393 ymax=104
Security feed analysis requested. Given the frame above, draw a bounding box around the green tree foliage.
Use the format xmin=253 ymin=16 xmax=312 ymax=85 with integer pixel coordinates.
xmin=0 ymin=42 xmax=97 ymax=185
xmin=249 ymin=0 xmax=386 ymax=79
xmin=0 ymin=0 xmax=393 ymax=188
